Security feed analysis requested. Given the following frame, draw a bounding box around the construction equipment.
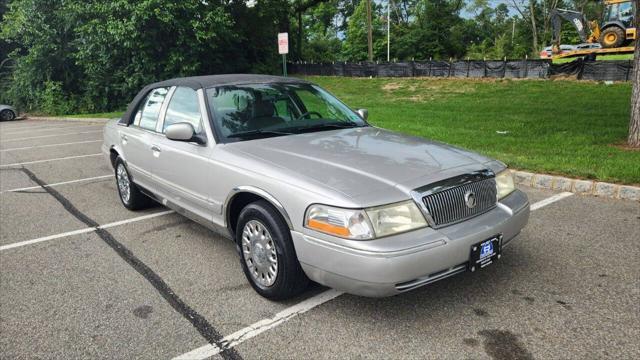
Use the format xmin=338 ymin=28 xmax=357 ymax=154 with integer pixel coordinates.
xmin=550 ymin=0 xmax=636 ymax=57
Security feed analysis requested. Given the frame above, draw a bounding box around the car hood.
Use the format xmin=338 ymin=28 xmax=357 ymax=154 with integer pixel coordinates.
xmin=228 ymin=127 xmax=499 ymax=205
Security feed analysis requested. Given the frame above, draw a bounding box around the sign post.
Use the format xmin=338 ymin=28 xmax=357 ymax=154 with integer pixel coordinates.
xmin=278 ymin=32 xmax=288 ymax=77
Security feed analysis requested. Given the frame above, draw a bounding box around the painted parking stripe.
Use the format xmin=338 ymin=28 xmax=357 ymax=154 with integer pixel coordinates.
xmin=174 ymin=190 xmax=575 ymax=360
xmin=173 ymin=289 xmax=345 ymax=360
xmin=530 ymin=192 xmax=573 ymax=211
xmin=0 ymin=124 xmax=78 ymax=133
xmin=1 ymin=124 xmax=102 ymax=136
xmin=1 ymin=174 xmax=112 ymax=193
xmin=0 ymin=140 xmax=102 ymax=152
xmin=0 ymin=122 xmax=63 ymax=130
xmin=1 ymin=130 xmax=102 ymax=142
xmin=0 ymin=210 xmax=175 ymax=251
xmin=0 ymin=153 xmax=102 ymax=168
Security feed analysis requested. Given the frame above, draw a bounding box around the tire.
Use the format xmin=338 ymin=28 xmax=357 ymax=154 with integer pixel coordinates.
xmin=600 ymin=27 xmax=625 ymax=48
xmin=114 ymin=157 xmax=154 ymax=210
xmin=0 ymin=109 xmax=16 ymax=121
xmin=236 ymin=200 xmax=309 ymax=300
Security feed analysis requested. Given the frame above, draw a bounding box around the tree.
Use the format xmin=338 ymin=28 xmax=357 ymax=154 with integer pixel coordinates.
xmin=1 ymin=0 xmax=83 ymax=113
xmin=342 ymin=0 xmax=384 ymax=61
xmin=629 ymin=10 xmax=640 ymax=147
xmin=298 ymin=0 xmax=342 ymax=61
xmin=410 ymin=0 xmax=465 ymax=60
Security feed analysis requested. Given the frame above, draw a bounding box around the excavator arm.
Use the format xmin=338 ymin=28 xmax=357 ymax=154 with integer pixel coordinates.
xmin=550 ymin=9 xmax=600 ymax=52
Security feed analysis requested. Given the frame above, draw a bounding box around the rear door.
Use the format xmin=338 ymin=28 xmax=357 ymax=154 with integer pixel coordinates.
xmin=152 ymin=86 xmax=215 ymax=220
xmin=119 ymin=87 xmax=169 ymax=192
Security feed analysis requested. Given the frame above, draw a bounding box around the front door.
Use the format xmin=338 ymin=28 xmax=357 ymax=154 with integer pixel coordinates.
xmin=153 ymin=87 xmax=215 ymax=220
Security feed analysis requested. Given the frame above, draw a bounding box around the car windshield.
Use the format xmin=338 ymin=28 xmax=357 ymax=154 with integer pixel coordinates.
xmin=206 ymin=83 xmax=367 ymax=141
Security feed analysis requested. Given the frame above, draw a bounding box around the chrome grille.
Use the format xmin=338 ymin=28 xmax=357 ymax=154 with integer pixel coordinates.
xmin=422 ymin=178 xmax=497 ymax=227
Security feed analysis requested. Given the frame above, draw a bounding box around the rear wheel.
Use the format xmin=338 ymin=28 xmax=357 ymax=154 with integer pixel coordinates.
xmin=0 ymin=109 xmax=16 ymax=121
xmin=236 ymin=200 xmax=308 ymax=300
xmin=115 ymin=157 xmax=154 ymax=210
xmin=600 ymin=27 xmax=625 ymax=48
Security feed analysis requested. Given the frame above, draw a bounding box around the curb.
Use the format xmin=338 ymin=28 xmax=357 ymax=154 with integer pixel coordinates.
xmin=26 ymin=116 xmax=112 ymax=124
xmin=512 ymin=170 xmax=640 ymax=202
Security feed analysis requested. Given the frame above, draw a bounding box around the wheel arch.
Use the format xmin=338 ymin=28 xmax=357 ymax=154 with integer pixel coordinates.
xmin=224 ymin=186 xmax=294 ymax=239
xmin=600 ymin=21 xmax=626 ymax=33
xmin=109 ymin=147 xmax=120 ymax=169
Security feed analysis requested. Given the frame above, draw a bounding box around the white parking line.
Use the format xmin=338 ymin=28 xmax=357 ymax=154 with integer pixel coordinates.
xmin=0 ymin=153 xmax=102 ymax=168
xmin=0 ymin=210 xmax=175 ymax=251
xmin=0 ymin=121 xmax=63 ymax=129
xmin=1 ymin=124 xmax=102 ymax=136
xmin=0 ymin=124 xmax=76 ymax=132
xmin=173 ymin=190 xmax=575 ymax=360
xmin=172 ymin=289 xmax=345 ymax=360
xmin=530 ymin=192 xmax=573 ymax=210
xmin=1 ymin=174 xmax=112 ymax=193
xmin=1 ymin=140 xmax=102 ymax=152
xmin=1 ymin=130 xmax=102 ymax=142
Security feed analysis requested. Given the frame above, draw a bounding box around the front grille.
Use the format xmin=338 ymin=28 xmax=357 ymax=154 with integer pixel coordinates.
xmin=422 ymin=178 xmax=496 ymax=227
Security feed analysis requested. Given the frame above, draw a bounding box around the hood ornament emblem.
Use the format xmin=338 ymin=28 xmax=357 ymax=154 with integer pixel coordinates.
xmin=464 ymin=191 xmax=477 ymax=209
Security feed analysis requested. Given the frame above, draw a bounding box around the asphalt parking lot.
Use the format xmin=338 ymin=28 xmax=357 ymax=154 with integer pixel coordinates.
xmin=1 ymin=119 xmax=639 ymax=359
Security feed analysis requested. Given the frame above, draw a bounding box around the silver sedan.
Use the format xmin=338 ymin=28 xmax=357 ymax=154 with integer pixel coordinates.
xmin=102 ymin=74 xmax=529 ymax=299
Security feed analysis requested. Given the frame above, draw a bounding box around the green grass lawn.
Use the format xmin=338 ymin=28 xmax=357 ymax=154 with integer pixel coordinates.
xmin=62 ymin=111 xmax=124 ymax=119
xmin=553 ymin=53 xmax=634 ymax=64
xmin=302 ymin=76 xmax=639 ymax=185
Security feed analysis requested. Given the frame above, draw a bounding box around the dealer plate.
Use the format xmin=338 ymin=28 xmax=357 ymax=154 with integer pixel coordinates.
xmin=469 ymin=236 xmax=501 ymax=271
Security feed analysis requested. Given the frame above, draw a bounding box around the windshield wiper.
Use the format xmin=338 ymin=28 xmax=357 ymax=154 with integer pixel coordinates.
xmin=292 ymin=121 xmax=363 ymax=133
xmin=227 ymin=129 xmax=294 ymax=139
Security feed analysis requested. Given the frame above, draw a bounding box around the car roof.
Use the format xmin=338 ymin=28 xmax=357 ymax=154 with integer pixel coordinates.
xmin=147 ymin=74 xmax=310 ymax=90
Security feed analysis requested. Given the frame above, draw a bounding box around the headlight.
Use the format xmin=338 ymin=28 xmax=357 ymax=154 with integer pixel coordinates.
xmin=366 ymin=200 xmax=428 ymax=238
xmin=496 ymin=169 xmax=515 ymax=200
xmin=305 ymin=204 xmax=374 ymax=240
xmin=305 ymin=201 xmax=428 ymax=239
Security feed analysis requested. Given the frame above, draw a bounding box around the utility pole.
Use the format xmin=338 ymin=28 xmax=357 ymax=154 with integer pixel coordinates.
xmin=511 ymin=18 xmax=515 ymax=44
xmin=366 ymin=0 xmax=373 ymax=62
xmin=387 ymin=0 xmax=391 ymax=61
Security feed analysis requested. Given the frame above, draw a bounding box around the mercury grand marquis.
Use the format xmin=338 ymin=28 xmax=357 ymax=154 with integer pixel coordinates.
xmin=102 ymin=74 xmax=530 ymax=299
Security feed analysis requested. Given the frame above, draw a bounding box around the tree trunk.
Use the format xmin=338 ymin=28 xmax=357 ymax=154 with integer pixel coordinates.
xmin=629 ymin=24 xmax=640 ymax=147
xmin=366 ymin=0 xmax=373 ymax=61
xmin=297 ymin=11 xmax=303 ymax=61
xmin=529 ymin=0 xmax=539 ymax=54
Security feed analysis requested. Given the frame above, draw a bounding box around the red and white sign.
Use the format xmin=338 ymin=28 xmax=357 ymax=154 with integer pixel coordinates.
xmin=278 ymin=33 xmax=289 ymax=55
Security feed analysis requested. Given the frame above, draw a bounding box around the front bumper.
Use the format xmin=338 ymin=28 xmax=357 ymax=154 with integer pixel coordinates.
xmin=292 ymin=189 xmax=529 ymax=297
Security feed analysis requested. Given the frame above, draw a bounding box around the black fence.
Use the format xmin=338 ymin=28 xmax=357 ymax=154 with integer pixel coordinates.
xmin=289 ymin=59 xmax=634 ymax=81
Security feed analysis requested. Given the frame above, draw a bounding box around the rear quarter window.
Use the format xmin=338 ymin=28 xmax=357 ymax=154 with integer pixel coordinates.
xmin=134 ymin=87 xmax=170 ymax=131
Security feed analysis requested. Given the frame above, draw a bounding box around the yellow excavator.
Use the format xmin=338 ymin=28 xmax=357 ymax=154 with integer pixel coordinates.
xmin=550 ymin=0 xmax=636 ymax=58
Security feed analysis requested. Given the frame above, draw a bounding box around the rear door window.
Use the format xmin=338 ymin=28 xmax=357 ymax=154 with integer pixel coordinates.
xmin=134 ymin=87 xmax=169 ymax=131
xmin=162 ymin=87 xmax=203 ymax=134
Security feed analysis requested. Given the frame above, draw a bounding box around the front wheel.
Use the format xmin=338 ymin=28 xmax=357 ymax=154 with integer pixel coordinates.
xmin=599 ymin=27 xmax=625 ymax=48
xmin=115 ymin=157 xmax=154 ymax=210
xmin=236 ymin=200 xmax=308 ymax=300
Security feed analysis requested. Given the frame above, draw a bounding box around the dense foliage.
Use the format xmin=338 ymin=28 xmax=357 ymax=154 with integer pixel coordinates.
xmin=0 ymin=0 xmax=606 ymax=114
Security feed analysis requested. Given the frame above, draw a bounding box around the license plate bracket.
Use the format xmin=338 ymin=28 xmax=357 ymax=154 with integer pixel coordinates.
xmin=469 ymin=235 xmax=502 ymax=271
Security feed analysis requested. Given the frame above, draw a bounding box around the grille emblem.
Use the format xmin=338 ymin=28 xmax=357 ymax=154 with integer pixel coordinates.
xmin=464 ymin=191 xmax=477 ymax=208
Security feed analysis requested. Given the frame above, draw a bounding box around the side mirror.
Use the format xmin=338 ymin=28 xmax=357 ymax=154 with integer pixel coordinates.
xmin=165 ymin=122 xmax=206 ymax=144
xmin=356 ymin=108 xmax=368 ymax=121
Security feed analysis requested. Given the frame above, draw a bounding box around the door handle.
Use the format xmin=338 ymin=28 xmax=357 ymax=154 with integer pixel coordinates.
xmin=121 ymin=134 xmax=128 ymax=141
xmin=151 ymin=145 xmax=161 ymax=152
